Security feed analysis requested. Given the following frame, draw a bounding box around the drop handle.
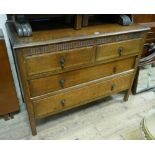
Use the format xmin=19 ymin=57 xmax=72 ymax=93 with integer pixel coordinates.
xmin=111 ymin=84 xmax=116 ymax=91
xmin=59 ymin=79 xmax=65 ymax=88
xmin=59 ymin=57 xmax=65 ymax=69
xmin=60 ymin=99 xmax=65 ymax=107
xmin=118 ymin=47 xmax=124 ymax=56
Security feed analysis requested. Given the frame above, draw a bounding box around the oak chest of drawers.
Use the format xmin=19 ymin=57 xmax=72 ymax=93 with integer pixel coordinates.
xmin=6 ymin=22 xmax=149 ymax=135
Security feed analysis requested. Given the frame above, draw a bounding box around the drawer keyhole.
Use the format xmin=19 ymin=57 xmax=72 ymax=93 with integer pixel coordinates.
xmin=60 ymin=99 xmax=65 ymax=107
xmin=59 ymin=79 xmax=65 ymax=88
xmin=59 ymin=57 xmax=65 ymax=69
xmin=118 ymin=47 xmax=124 ymax=56
xmin=111 ymin=84 xmax=116 ymax=91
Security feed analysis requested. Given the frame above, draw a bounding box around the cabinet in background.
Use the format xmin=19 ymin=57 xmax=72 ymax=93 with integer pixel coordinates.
xmin=0 ymin=29 xmax=19 ymax=120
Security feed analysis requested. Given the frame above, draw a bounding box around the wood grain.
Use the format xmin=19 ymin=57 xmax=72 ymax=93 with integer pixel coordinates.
xmin=6 ymin=20 xmax=149 ymax=135
xmin=96 ymin=38 xmax=142 ymax=62
xmin=0 ymin=29 xmax=19 ymax=116
xmin=29 ymin=57 xmax=135 ymax=97
xmin=33 ymin=72 xmax=133 ymax=118
xmin=6 ymin=22 xmax=149 ymax=49
xmin=25 ymin=46 xmax=95 ymax=76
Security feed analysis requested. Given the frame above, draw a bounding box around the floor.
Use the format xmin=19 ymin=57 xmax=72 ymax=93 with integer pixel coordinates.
xmin=0 ymin=90 xmax=155 ymax=140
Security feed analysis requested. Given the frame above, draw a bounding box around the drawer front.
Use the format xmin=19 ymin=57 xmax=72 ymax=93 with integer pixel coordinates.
xmin=33 ymin=73 xmax=133 ymax=118
xmin=29 ymin=57 xmax=135 ymax=97
xmin=96 ymin=38 xmax=142 ymax=62
xmin=25 ymin=46 xmax=95 ymax=76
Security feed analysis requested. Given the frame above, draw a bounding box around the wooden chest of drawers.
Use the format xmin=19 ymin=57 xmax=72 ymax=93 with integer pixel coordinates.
xmin=6 ymin=22 xmax=149 ymax=135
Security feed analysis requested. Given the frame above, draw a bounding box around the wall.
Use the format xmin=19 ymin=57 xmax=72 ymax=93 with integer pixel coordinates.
xmin=0 ymin=14 xmax=25 ymax=111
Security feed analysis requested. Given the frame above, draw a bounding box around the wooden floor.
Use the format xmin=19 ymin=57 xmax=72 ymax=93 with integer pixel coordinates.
xmin=0 ymin=90 xmax=155 ymax=140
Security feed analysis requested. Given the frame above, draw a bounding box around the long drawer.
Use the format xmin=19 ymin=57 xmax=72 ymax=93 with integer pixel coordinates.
xmin=25 ymin=46 xmax=95 ymax=76
xmin=96 ymin=38 xmax=142 ymax=62
xmin=33 ymin=72 xmax=133 ymax=118
xmin=29 ymin=57 xmax=135 ymax=97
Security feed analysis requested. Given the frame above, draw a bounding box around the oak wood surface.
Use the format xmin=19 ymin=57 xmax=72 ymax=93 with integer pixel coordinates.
xmin=6 ymin=22 xmax=149 ymax=49
xmin=6 ymin=21 xmax=149 ymax=135
xmin=16 ymin=50 xmax=37 ymax=135
xmin=25 ymin=46 xmax=95 ymax=76
xmin=33 ymin=72 xmax=133 ymax=118
xmin=133 ymin=14 xmax=155 ymax=24
xmin=74 ymin=15 xmax=82 ymax=30
xmin=96 ymin=38 xmax=142 ymax=62
xmin=132 ymin=14 xmax=155 ymax=58
xmin=0 ymin=29 xmax=19 ymax=116
xmin=29 ymin=57 xmax=135 ymax=97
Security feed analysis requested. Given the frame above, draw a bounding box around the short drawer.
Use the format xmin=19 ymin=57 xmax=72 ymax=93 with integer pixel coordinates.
xmin=25 ymin=46 xmax=95 ymax=76
xmin=96 ymin=38 xmax=142 ymax=62
xmin=29 ymin=57 xmax=135 ymax=97
xmin=33 ymin=72 xmax=133 ymax=118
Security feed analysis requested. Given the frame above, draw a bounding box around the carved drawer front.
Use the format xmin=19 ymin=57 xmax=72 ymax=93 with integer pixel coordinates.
xmin=33 ymin=72 xmax=133 ymax=118
xmin=25 ymin=46 xmax=95 ymax=76
xmin=96 ymin=38 xmax=142 ymax=62
xmin=29 ymin=57 xmax=135 ymax=97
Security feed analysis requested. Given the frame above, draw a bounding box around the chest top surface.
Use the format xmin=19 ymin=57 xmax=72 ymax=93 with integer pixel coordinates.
xmin=6 ymin=21 xmax=149 ymax=49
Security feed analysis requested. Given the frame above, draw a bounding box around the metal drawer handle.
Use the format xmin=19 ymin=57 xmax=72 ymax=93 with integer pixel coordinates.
xmin=59 ymin=79 xmax=65 ymax=88
xmin=59 ymin=57 xmax=65 ymax=69
xmin=111 ymin=84 xmax=116 ymax=91
xmin=113 ymin=66 xmax=117 ymax=74
xmin=60 ymin=99 xmax=65 ymax=107
xmin=118 ymin=47 xmax=124 ymax=56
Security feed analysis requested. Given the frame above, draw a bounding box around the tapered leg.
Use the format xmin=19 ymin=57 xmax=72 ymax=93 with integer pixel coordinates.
xmin=16 ymin=52 xmax=37 ymax=136
xmin=29 ymin=117 xmax=37 ymax=136
xmin=26 ymin=103 xmax=37 ymax=135
xmin=124 ymin=89 xmax=130 ymax=102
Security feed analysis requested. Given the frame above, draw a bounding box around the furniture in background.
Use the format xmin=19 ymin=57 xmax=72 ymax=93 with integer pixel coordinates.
xmin=7 ymin=14 xmax=132 ymax=37
xmin=7 ymin=15 xmax=83 ymax=37
xmin=132 ymin=14 xmax=155 ymax=94
xmin=6 ymin=15 xmax=149 ymax=135
xmin=0 ymin=29 xmax=19 ymax=120
xmin=132 ymin=15 xmax=155 ymax=140
xmin=81 ymin=14 xmax=133 ymax=27
xmin=132 ymin=52 xmax=155 ymax=94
